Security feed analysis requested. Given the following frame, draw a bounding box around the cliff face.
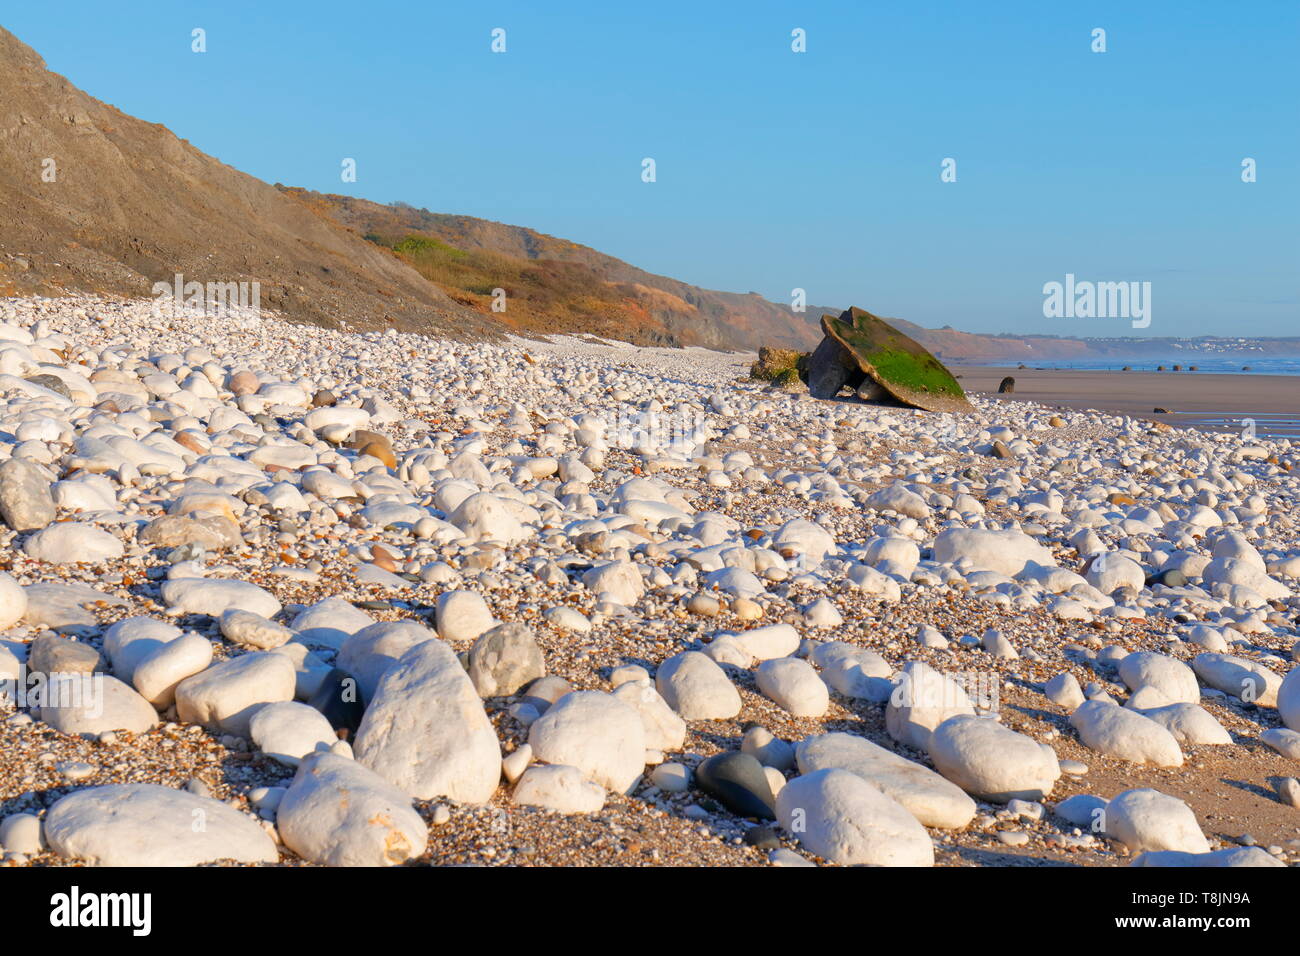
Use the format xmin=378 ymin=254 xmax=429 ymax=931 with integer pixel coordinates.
xmin=0 ymin=24 xmax=820 ymax=350
xmin=289 ymin=191 xmax=823 ymax=350
xmin=0 ymin=26 xmax=485 ymax=336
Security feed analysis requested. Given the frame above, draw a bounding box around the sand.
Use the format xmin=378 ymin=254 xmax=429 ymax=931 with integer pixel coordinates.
xmin=955 ymin=366 xmax=1300 ymax=438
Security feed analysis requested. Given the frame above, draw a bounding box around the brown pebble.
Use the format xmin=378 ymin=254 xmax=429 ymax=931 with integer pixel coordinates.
xmin=173 ymin=431 xmax=206 ymax=454
xmin=227 ymin=370 xmax=259 ymax=396
xmin=358 ymin=441 xmax=396 ymax=469
xmin=370 ymin=545 xmax=399 ymax=572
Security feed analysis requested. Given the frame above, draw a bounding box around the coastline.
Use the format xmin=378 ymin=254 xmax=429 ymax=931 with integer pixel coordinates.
xmin=954 ymin=365 xmax=1300 ymax=439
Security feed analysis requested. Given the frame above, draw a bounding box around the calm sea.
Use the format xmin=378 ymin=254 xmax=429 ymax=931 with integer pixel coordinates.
xmin=998 ymin=357 xmax=1300 ymax=375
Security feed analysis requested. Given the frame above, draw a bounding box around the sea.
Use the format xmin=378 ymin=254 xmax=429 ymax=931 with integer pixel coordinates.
xmin=996 ymin=357 xmax=1300 ymax=376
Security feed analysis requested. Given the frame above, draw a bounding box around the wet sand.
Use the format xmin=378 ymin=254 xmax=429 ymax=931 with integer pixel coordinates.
xmin=955 ymin=366 xmax=1300 ymax=438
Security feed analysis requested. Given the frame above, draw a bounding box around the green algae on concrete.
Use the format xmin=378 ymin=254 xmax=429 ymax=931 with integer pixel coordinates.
xmin=749 ymin=347 xmax=809 ymax=387
xmin=815 ymin=306 xmax=973 ymax=413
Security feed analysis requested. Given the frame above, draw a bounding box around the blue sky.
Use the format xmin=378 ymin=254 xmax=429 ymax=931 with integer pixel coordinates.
xmin=6 ymin=1 xmax=1297 ymax=337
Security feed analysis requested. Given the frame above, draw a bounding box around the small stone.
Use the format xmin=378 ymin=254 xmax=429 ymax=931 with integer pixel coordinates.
xmin=543 ymin=605 xmax=591 ymax=633
xmin=522 ymin=675 xmax=573 ymax=711
xmin=139 ymin=514 xmax=241 ymax=552
xmin=776 ymin=768 xmax=934 ymax=867
xmin=511 ymin=764 xmax=606 ymax=814
xmin=132 ymin=632 xmax=213 ymax=708
xmin=338 ymin=620 xmax=436 ymax=703
xmin=184 ymin=777 xmax=214 ymax=799
xmin=611 ymin=680 xmax=686 ymax=752
xmin=219 ymin=609 xmax=293 ymax=649
xmin=434 ymin=590 xmax=495 ymax=643
xmin=467 ymin=622 xmax=545 ymax=698
xmin=0 ymin=813 xmax=44 ymax=855
xmin=353 ymin=639 xmax=501 ymax=803
xmin=1069 ymin=700 xmax=1183 ymax=767
xmin=1054 ymin=793 xmax=1107 ymax=829
xmin=40 ymin=674 xmax=158 ymax=735
xmin=44 ymin=784 xmax=278 ymax=866
xmin=1006 ymin=798 xmax=1043 ymax=820
xmin=174 ymin=652 xmax=297 ymax=738
xmin=250 ymin=701 xmax=337 ymax=767
xmin=651 ymin=762 xmax=691 ymax=792
xmin=686 ymin=593 xmax=721 ymax=617
xmin=528 ymin=691 xmax=645 ymax=794
xmin=160 ymin=577 xmax=282 ymax=619
xmin=610 ymin=664 xmax=650 ymax=688
xmin=27 ymin=633 xmax=101 ymax=676
xmin=291 ymin=597 xmax=375 ymax=652
xmin=228 ymin=370 xmax=259 ymax=395
xmin=1044 ymin=672 xmax=1085 ymax=709
xmin=981 ymin=628 xmax=1018 ymax=660
xmin=926 ymin=715 xmax=1061 ymax=803
xmin=0 ymin=572 xmax=28 ymax=628
xmin=1273 ymin=777 xmax=1300 ymax=808
xmin=502 ymin=743 xmax=533 ymax=784
xmin=1105 ymin=788 xmax=1209 ymax=854
xmin=733 ymin=623 xmax=800 ymax=662
xmin=796 ymin=732 xmax=976 ymax=830
xmin=1118 ymin=652 xmax=1200 ymax=705
xmin=744 ymin=825 xmax=780 ymax=850
xmin=1131 ymin=847 xmax=1285 ymax=868
xmin=23 ymin=522 xmax=123 ymax=564
xmin=741 ymin=726 xmax=795 ymax=771
xmin=0 ymin=458 xmax=55 ymax=532
xmin=886 ymin=661 xmax=975 ymax=751
xmin=278 ymin=752 xmax=426 ymax=866
xmin=655 ymin=651 xmax=741 ymax=720
xmin=1191 ymin=653 xmax=1282 ymax=707
xmin=754 ymin=657 xmax=829 ymax=717
xmin=694 ymin=752 xmax=777 ymax=820
xmin=768 ymin=847 xmax=816 ymax=867
xmin=582 ymin=560 xmax=645 ymax=606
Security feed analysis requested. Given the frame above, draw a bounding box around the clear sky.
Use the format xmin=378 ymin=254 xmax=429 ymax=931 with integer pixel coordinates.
xmin=5 ymin=1 xmax=1297 ymax=337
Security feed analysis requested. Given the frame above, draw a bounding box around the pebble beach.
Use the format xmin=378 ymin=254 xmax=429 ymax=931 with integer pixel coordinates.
xmin=1 ymin=294 xmax=1299 ymax=868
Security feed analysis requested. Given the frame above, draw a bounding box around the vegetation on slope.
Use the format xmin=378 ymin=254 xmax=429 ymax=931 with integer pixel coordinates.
xmin=280 ymin=189 xmax=823 ymax=350
xmin=360 ymin=229 xmax=686 ymax=344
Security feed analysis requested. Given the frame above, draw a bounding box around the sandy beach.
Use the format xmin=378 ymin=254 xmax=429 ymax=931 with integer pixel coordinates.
xmin=956 ymin=366 xmax=1300 ymax=438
